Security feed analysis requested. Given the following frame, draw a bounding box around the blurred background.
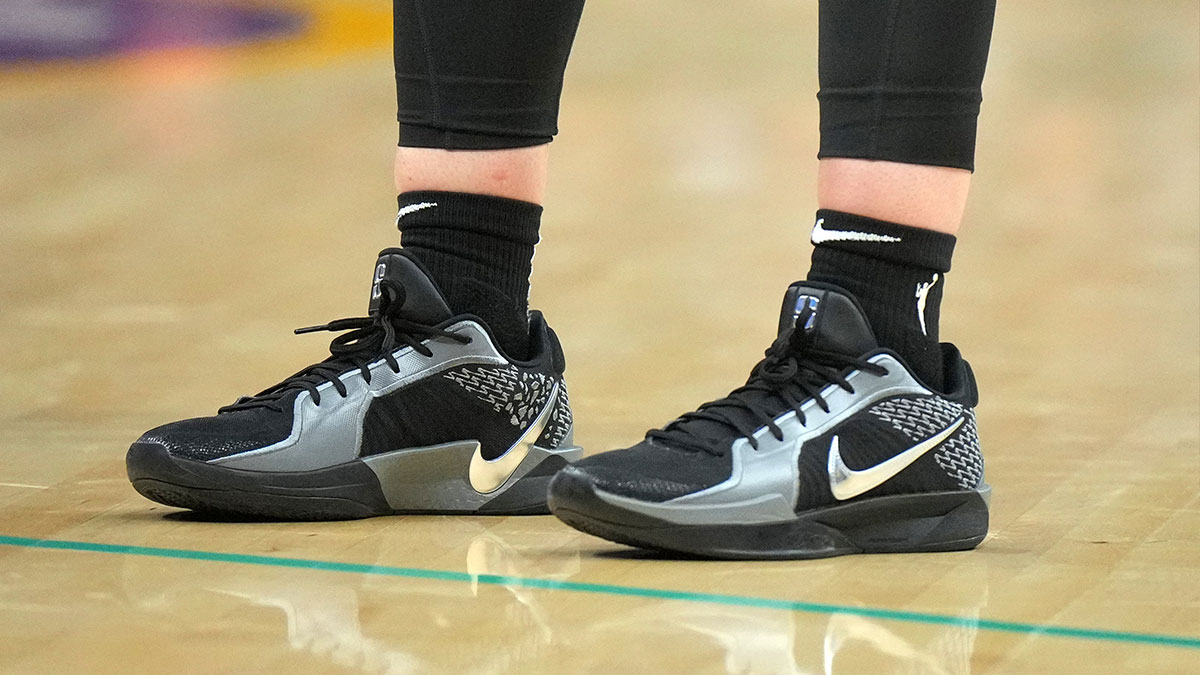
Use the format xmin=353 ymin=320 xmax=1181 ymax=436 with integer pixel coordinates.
xmin=0 ymin=2 xmax=1197 ymax=672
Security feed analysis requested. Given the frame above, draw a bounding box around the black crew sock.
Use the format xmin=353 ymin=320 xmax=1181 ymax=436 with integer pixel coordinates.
xmin=397 ymin=191 xmax=540 ymax=359
xmin=805 ymin=209 xmax=956 ymax=388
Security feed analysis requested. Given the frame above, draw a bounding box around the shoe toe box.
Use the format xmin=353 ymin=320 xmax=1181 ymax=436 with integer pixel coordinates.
xmin=133 ymin=407 xmax=294 ymax=463
xmin=565 ymin=441 xmax=732 ymax=503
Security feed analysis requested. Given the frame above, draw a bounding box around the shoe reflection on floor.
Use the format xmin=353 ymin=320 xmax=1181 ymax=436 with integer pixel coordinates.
xmin=118 ymin=522 xmax=582 ymax=674
xmin=116 ymin=520 xmax=985 ymax=674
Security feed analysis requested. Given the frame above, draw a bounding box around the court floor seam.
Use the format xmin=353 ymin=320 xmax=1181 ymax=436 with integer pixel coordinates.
xmin=1 ymin=534 xmax=1196 ymax=650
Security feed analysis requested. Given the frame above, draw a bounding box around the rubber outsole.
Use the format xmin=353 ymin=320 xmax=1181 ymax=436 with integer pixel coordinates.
xmin=547 ymin=467 xmax=990 ymax=560
xmin=127 ymin=442 xmax=564 ymax=520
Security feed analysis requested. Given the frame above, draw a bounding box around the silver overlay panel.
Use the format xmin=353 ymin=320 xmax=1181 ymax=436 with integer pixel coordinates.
xmin=364 ymin=440 xmax=583 ymax=511
xmin=594 ymin=354 xmax=935 ymax=525
xmin=214 ymin=322 xmax=506 ymax=472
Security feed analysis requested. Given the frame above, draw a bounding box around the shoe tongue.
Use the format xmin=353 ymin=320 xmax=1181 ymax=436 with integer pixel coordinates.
xmin=777 ymin=282 xmax=878 ymax=355
xmin=650 ymin=282 xmax=880 ymax=454
xmin=367 ymin=249 xmax=453 ymax=324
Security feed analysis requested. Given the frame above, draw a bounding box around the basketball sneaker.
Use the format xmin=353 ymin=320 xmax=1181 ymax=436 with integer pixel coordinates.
xmin=127 ymin=249 xmax=581 ymax=519
xmin=548 ymin=281 xmax=989 ymax=559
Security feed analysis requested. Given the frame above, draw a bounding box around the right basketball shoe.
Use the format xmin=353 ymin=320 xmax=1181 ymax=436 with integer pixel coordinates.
xmin=549 ymin=281 xmax=989 ymax=559
xmin=126 ymin=249 xmax=580 ymax=519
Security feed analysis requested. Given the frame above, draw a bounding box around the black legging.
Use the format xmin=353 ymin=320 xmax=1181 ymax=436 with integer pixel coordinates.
xmin=818 ymin=0 xmax=997 ymax=170
xmin=393 ymin=0 xmax=996 ymax=170
xmin=392 ymin=0 xmax=586 ymax=149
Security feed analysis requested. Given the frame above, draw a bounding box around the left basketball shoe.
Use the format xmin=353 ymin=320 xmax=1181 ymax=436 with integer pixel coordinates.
xmin=548 ymin=281 xmax=989 ymax=559
xmin=127 ymin=249 xmax=581 ymax=519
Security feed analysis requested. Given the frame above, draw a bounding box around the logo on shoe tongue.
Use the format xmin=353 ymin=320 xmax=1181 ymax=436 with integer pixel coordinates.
xmin=792 ymin=294 xmax=820 ymax=332
xmin=371 ymin=262 xmax=387 ymax=301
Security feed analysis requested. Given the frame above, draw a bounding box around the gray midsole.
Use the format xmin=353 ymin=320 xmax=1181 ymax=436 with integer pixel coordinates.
xmin=363 ymin=441 xmax=583 ymax=511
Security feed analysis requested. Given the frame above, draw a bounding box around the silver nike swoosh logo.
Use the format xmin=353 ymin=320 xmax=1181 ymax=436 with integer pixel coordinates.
xmin=827 ymin=416 xmax=964 ymax=500
xmin=394 ymin=201 xmax=437 ymax=226
xmin=468 ymin=381 xmax=560 ymax=494
xmin=811 ymin=218 xmax=902 ymax=245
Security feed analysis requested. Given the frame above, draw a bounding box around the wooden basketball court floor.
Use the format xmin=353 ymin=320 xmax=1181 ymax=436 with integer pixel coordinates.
xmin=1 ymin=0 xmax=1197 ymax=672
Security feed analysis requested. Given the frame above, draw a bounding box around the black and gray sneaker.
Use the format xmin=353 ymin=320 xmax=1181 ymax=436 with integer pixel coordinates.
xmin=127 ymin=249 xmax=581 ymax=519
xmin=548 ymin=281 xmax=989 ymax=559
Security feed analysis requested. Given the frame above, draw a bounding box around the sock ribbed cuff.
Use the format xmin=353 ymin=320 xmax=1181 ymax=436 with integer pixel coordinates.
xmin=812 ymin=209 xmax=956 ymax=273
xmin=397 ymin=191 xmax=541 ymax=245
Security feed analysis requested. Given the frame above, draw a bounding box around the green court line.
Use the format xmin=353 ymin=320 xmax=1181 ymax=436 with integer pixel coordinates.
xmin=2 ymin=534 xmax=1197 ymax=650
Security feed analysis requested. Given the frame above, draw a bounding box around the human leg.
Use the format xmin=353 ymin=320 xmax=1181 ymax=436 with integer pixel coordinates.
xmin=392 ymin=0 xmax=585 ymax=358
xmin=550 ymin=0 xmax=998 ymax=558
xmin=126 ymin=1 xmax=587 ymax=518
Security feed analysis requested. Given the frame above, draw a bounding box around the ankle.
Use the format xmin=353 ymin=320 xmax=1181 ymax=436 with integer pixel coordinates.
xmin=393 ymin=146 xmax=549 ymax=204
xmin=817 ymin=159 xmax=971 ymax=235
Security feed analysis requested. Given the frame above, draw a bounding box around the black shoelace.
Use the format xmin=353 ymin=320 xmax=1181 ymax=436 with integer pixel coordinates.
xmin=219 ymin=279 xmax=469 ymax=413
xmin=646 ymin=310 xmax=887 ymax=456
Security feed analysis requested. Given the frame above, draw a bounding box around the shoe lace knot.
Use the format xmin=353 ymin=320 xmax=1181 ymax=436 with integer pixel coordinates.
xmin=219 ymin=278 xmax=469 ymax=413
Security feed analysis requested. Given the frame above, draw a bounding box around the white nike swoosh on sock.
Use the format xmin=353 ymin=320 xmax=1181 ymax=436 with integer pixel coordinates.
xmin=811 ymin=218 xmax=902 ymax=245
xmin=395 ymin=202 xmax=437 ymax=226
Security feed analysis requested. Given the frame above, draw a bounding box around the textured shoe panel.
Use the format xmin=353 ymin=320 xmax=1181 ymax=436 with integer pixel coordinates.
xmin=570 ymin=441 xmax=733 ymax=503
xmin=359 ymin=361 xmax=563 ymax=461
xmin=137 ymin=396 xmax=297 ymax=462
xmin=441 ymin=364 xmax=555 ymax=428
xmin=867 ymin=395 xmax=984 ymax=490
xmin=535 ymin=380 xmax=573 ymax=449
xmin=795 ymin=393 xmax=981 ymax=512
xmin=934 ymin=410 xmax=984 ymax=490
